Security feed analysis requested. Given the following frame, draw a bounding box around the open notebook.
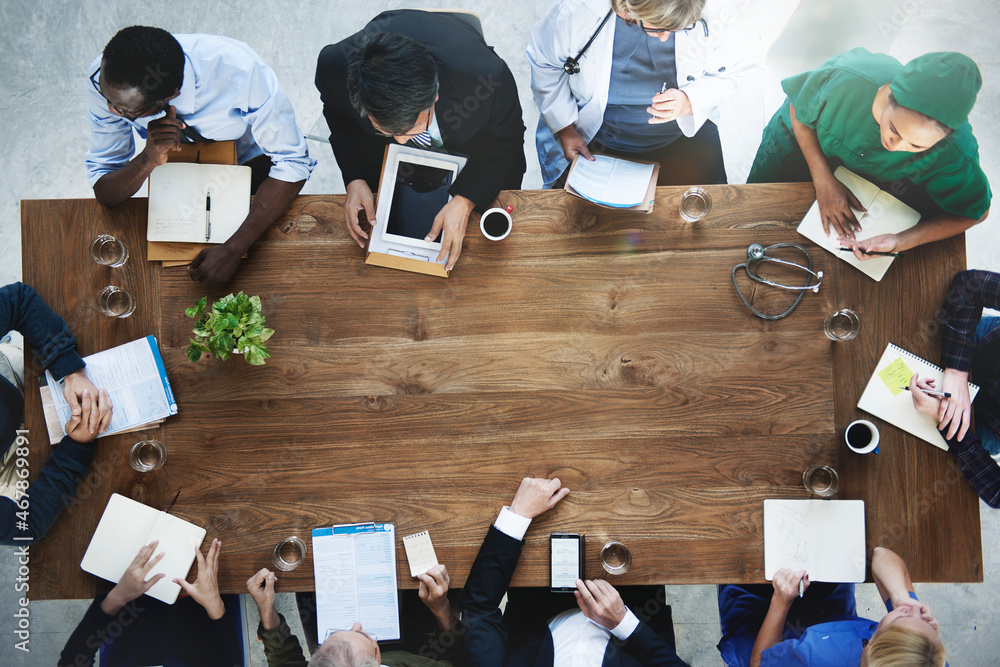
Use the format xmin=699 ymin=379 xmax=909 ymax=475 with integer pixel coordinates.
xmin=797 ymin=167 xmax=920 ymax=281
xmin=147 ymin=163 xmax=250 ymax=244
xmin=858 ymin=343 xmax=980 ymax=451
xmin=81 ymin=494 xmax=206 ymax=604
xmin=764 ymin=499 xmax=866 ymax=582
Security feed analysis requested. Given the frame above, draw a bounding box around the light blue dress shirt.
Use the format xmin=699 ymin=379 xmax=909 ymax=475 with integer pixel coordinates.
xmin=85 ymin=34 xmax=315 ymax=187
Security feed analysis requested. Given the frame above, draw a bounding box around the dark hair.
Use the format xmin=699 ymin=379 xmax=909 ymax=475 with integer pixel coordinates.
xmin=887 ymin=91 xmax=953 ymax=138
xmin=102 ymin=26 xmax=184 ymax=104
xmin=346 ymin=32 xmax=438 ymax=135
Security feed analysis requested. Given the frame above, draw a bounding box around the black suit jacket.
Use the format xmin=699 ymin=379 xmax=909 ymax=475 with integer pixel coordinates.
xmin=459 ymin=526 xmax=688 ymax=667
xmin=315 ymin=10 xmax=526 ymax=210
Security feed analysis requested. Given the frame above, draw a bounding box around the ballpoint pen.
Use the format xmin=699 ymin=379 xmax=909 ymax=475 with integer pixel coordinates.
xmin=660 ymin=82 xmax=668 ymax=94
xmin=900 ymin=386 xmax=952 ymax=398
xmin=838 ymin=247 xmax=903 ymax=258
xmin=205 ymin=192 xmax=212 ymax=242
xmin=798 ymin=577 xmax=804 ymax=598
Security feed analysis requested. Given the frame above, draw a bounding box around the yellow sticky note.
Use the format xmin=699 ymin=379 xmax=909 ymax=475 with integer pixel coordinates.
xmin=878 ymin=357 xmax=913 ymax=396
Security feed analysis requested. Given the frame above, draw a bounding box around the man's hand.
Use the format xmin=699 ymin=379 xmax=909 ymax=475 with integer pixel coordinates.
xmin=815 ymin=173 xmax=865 ymax=238
xmin=246 ymin=568 xmax=281 ymax=631
xmin=574 ymin=579 xmax=627 ymax=630
xmin=648 ymin=89 xmax=692 ymax=124
xmin=62 ymin=369 xmax=113 ymax=434
xmin=771 ymin=567 xmax=808 ymax=606
xmin=417 ymin=564 xmax=454 ymax=631
xmin=556 ymin=124 xmax=594 ymax=163
xmin=174 ymin=538 xmax=226 ymax=620
xmin=426 ymin=195 xmax=474 ymax=272
xmin=102 ymin=540 xmax=166 ymax=615
xmin=509 ymin=477 xmax=570 ymax=519
xmin=188 ymin=243 xmax=243 ymax=286
xmin=140 ymin=105 xmax=185 ymax=168
xmin=344 ymin=179 xmax=376 ymax=247
xmin=65 ymin=388 xmax=112 ymax=443
xmin=938 ymin=368 xmax=973 ymax=440
xmin=908 ymin=373 xmax=944 ymax=420
xmin=838 ymin=233 xmax=901 ymax=261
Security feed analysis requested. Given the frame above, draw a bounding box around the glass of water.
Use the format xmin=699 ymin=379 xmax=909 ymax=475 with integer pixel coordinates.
xmin=601 ymin=541 xmax=632 ymax=575
xmin=129 ymin=440 xmax=166 ymax=472
xmin=90 ymin=234 xmax=129 ymax=267
xmin=679 ymin=187 xmax=712 ymax=222
xmin=802 ymin=465 xmax=839 ymax=497
xmin=824 ymin=308 xmax=861 ymax=341
xmin=272 ymin=536 xmax=308 ymax=571
xmin=98 ymin=286 xmax=136 ymax=318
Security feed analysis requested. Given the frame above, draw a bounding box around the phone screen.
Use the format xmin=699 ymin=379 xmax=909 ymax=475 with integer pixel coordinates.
xmin=550 ymin=534 xmax=582 ymax=591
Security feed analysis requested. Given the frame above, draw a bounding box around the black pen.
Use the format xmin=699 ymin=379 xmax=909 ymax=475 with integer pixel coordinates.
xmin=205 ymin=192 xmax=212 ymax=242
xmin=839 ymin=247 xmax=903 ymax=258
xmin=899 ymin=386 xmax=951 ymax=398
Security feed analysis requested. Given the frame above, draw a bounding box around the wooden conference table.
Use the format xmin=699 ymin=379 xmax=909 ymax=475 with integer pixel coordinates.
xmin=21 ymin=184 xmax=982 ymax=599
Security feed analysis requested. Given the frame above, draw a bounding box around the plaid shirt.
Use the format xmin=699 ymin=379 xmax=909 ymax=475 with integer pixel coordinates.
xmin=940 ymin=270 xmax=1000 ymax=507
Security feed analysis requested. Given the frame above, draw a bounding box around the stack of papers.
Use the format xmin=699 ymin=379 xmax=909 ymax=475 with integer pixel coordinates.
xmin=565 ymin=155 xmax=658 ymax=211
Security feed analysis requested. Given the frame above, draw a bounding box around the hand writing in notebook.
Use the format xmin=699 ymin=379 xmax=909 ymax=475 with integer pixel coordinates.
xmin=100 ymin=540 xmax=166 ymax=615
xmin=939 ymin=368 xmax=973 ymax=440
xmin=838 ymin=233 xmax=902 ymax=261
xmin=909 ymin=373 xmax=971 ymax=440
xmin=174 ymin=538 xmax=226 ymax=620
xmin=771 ymin=567 xmax=810 ymax=604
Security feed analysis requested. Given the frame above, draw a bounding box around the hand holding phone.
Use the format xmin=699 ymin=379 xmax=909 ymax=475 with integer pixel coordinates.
xmin=550 ymin=533 xmax=583 ymax=592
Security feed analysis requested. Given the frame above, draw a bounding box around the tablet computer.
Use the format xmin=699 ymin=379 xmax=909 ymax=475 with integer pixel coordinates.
xmin=379 ymin=152 xmax=459 ymax=252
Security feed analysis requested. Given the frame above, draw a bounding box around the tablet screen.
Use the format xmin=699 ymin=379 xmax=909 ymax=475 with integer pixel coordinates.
xmin=386 ymin=162 xmax=454 ymax=243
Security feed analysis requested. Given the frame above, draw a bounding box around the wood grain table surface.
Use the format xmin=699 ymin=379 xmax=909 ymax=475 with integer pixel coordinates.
xmin=20 ymin=184 xmax=981 ymax=599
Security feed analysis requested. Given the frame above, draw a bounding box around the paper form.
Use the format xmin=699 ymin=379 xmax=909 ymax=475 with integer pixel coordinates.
xmin=567 ymin=155 xmax=655 ymax=208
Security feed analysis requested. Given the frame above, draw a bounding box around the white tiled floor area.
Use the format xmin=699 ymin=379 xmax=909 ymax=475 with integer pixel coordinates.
xmin=1 ymin=1 xmax=997 ymax=664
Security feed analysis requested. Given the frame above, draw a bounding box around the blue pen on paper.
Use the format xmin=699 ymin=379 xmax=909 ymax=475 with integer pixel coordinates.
xmin=204 ymin=192 xmax=212 ymax=242
xmin=900 ymin=386 xmax=951 ymax=398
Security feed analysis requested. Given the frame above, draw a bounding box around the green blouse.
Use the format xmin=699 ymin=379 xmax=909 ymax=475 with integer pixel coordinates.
xmin=754 ymin=48 xmax=991 ymax=220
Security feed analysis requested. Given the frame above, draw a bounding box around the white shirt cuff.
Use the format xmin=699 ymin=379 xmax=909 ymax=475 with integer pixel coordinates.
xmin=610 ymin=608 xmax=640 ymax=641
xmin=494 ymin=506 xmax=532 ymax=541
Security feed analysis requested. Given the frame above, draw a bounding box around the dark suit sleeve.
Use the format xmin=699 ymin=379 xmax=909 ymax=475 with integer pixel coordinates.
xmin=614 ymin=622 xmax=689 ymax=667
xmin=458 ymin=525 xmax=525 ymax=667
xmin=315 ymin=42 xmax=388 ymax=192
xmin=440 ymin=60 xmax=526 ymax=210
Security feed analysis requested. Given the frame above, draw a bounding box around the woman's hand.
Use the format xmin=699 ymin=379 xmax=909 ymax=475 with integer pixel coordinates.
xmin=815 ymin=173 xmax=865 ymax=238
xmin=648 ymin=89 xmax=692 ymax=123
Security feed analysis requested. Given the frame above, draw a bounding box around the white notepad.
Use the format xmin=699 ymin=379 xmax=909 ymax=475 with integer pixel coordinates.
xmin=764 ymin=499 xmax=866 ymax=582
xmin=402 ymin=530 xmax=439 ymax=577
xmin=147 ymin=163 xmax=251 ymax=243
xmin=312 ymin=523 xmax=400 ymax=642
xmin=80 ymin=494 xmax=206 ymax=604
xmin=796 ymin=167 xmax=920 ymax=281
xmin=858 ymin=343 xmax=980 ymax=450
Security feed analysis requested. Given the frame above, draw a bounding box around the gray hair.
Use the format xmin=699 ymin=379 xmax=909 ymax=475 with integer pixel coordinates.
xmin=612 ymin=0 xmax=706 ymax=30
xmin=308 ymin=637 xmax=379 ymax=667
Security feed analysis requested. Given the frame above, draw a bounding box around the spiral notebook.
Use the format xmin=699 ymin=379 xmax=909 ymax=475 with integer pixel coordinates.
xmin=857 ymin=343 xmax=980 ymax=450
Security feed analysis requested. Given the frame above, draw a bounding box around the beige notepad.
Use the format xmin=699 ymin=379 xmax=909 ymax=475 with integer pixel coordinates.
xmin=764 ymin=499 xmax=866 ymax=582
xmin=147 ymin=163 xmax=250 ymax=244
xmin=81 ymin=494 xmax=206 ymax=604
xmin=402 ymin=530 xmax=439 ymax=577
xmin=797 ymin=167 xmax=920 ymax=281
xmin=858 ymin=343 xmax=980 ymax=450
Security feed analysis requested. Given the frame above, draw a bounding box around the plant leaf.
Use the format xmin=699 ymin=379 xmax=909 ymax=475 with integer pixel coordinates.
xmin=186 ymin=344 xmax=202 ymax=363
xmin=258 ymin=328 xmax=275 ymax=342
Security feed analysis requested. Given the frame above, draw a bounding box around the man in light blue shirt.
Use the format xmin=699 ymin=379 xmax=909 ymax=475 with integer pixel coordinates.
xmin=86 ymin=26 xmax=315 ymax=285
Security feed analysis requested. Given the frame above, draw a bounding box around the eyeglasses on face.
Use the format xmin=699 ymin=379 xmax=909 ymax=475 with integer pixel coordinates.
xmin=90 ymin=68 xmax=162 ymax=121
xmin=637 ymin=19 xmax=699 ymax=34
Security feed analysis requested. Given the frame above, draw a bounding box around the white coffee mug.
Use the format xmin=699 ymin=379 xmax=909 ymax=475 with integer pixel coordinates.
xmin=845 ymin=419 xmax=880 ymax=454
xmin=480 ymin=206 xmax=513 ymax=241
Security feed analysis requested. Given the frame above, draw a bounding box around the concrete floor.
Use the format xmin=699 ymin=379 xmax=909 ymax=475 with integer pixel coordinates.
xmin=1 ymin=0 xmax=997 ymax=664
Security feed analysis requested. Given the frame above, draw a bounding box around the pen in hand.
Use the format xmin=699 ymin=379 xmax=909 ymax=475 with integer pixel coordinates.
xmin=900 ymin=386 xmax=951 ymax=398
xmin=798 ymin=577 xmax=804 ymax=598
xmin=838 ymin=247 xmax=903 ymax=258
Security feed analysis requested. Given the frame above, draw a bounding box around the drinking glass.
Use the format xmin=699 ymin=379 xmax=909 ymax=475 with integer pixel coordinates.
xmin=601 ymin=541 xmax=632 ymax=575
xmin=90 ymin=234 xmax=129 ymax=267
xmin=98 ymin=286 xmax=136 ymax=318
xmin=824 ymin=309 xmax=861 ymax=341
xmin=129 ymin=440 xmax=166 ymax=472
xmin=272 ymin=536 xmax=307 ymax=571
xmin=802 ymin=465 xmax=839 ymax=497
xmin=679 ymin=187 xmax=712 ymax=222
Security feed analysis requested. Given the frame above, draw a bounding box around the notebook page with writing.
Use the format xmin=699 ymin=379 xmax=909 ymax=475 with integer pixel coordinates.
xmin=764 ymin=499 xmax=866 ymax=582
xmin=147 ymin=163 xmax=250 ymax=243
xmin=858 ymin=343 xmax=980 ymax=450
xmin=796 ymin=167 xmax=919 ymax=281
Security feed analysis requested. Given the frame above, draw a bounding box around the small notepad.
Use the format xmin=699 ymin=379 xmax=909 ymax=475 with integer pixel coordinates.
xmin=402 ymin=530 xmax=439 ymax=577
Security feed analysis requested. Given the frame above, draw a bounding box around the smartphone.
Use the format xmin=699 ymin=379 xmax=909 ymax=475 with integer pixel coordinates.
xmin=550 ymin=533 xmax=584 ymax=592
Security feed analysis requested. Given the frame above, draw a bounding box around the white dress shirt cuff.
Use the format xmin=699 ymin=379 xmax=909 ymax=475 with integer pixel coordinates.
xmin=610 ymin=608 xmax=640 ymax=640
xmin=494 ymin=506 xmax=532 ymax=541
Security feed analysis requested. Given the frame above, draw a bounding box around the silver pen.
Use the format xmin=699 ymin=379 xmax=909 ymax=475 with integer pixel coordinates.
xmin=205 ymin=192 xmax=211 ymax=242
xmin=900 ymin=386 xmax=951 ymax=398
xmin=660 ymin=82 xmax=668 ymax=94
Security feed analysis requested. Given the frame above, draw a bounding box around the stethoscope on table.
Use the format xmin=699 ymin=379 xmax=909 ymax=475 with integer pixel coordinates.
xmin=732 ymin=243 xmax=824 ymax=320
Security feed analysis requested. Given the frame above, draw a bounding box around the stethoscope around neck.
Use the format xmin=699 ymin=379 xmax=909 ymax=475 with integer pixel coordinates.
xmin=732 ymin=243 xmax=824 ymax=320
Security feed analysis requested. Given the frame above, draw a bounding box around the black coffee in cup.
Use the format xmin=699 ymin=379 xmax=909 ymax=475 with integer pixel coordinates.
xmin=482 ymin=211 xmax=511 ymax=238
xmin=847 ymin=423 xmax=872 ymax=448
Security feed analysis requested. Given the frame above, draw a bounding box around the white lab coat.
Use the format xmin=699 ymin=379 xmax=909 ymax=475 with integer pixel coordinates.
xmin=526 ymin=0 xmax=759 ymax=185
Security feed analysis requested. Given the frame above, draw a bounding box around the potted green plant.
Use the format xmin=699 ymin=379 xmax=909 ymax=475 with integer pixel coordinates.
xmin=185 ymin=292 xmax=274 ymax=366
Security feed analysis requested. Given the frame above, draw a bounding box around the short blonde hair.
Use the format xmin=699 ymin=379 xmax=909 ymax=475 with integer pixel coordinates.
xmin=612 ymin=0 xmax=706 ymax=31
xmin=866 ymin=625 xmax=946 ymax=667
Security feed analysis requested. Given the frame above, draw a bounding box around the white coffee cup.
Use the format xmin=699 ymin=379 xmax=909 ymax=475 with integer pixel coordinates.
xmin=480 ymin=206 xmax=513 ymax=241
xmin=845 ymin=419 xmax=880 ymax=454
